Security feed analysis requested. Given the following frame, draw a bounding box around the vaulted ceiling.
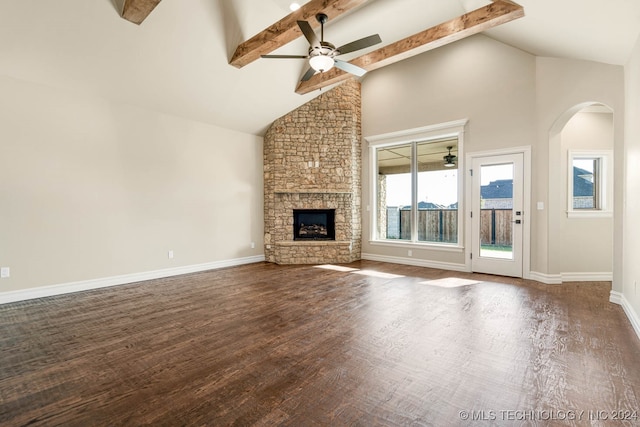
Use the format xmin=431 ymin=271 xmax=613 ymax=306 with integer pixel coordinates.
xmin=228 ymin=0 xmax=524 ymax=95
xmin=0 ymin=0 xmax=639 ymax=136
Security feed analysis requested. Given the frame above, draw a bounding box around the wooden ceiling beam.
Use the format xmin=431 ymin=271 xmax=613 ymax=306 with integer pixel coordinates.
xmin=121 ymin=0 xmax=162 ymax=25
xmin=230 ymin=0 xmax=372 ymax=68
xmin=295 ymin=0 xmax=524 ymax=94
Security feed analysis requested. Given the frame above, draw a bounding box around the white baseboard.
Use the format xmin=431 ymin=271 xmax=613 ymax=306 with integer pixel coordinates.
xmin=0 ymin=255 xmax=265 ymax=305
xmin=561 ymin=272 xmax=613 ymax=282
xmin=361 ymin=253 xmax=469 ymax=272
xmin=360 ymin=257 xmax=611 ymax=284
xmin=610 ymin=290 xmax=623 ymax=305
xmin=610 ymin=291 xmax=640 ymax=341
xmin=528 ymin=271 xmax=612 ymax=285
xmin=528 ymin=271 xmax=562 ymax=284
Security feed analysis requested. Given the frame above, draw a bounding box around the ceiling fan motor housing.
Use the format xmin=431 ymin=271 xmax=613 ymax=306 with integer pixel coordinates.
xmin=309 ymin=41 xmax=337 ymax=58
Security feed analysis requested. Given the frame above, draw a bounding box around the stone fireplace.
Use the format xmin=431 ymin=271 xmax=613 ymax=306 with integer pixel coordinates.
xmin=263 ymin=79 xmax=362 ymax=264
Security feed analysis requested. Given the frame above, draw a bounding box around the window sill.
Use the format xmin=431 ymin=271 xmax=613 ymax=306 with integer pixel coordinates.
xmin=368 ymin=240 xmax=464 ymax=253
xmin=566 ymin=210 xmax=613 ymax=219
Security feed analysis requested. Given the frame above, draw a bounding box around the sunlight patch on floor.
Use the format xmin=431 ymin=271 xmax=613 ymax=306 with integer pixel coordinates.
xmin=314 ymin=265 xmax=360 ymax=272
xmin=313 ymin=265 xmax=405 ymax=279
xmin=353 ymin=270 xmax=405 ymax=279
xmin=420 ymin=277 xmax=481 ymax=288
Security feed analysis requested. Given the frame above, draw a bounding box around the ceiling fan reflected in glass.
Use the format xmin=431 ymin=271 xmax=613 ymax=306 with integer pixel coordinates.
xmin=261 ymin=13 xmax=382 ymax=82
xmin=444 ymin=146 xmax=457 ymax=168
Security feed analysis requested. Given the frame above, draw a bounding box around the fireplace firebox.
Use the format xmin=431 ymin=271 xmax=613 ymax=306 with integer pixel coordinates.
xmin=293 ymin=209 xmax=335 ymax=241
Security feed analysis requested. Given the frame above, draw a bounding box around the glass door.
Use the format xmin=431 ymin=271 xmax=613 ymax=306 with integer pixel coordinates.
xmin=471 ymin=153 xmax=524 ymax=277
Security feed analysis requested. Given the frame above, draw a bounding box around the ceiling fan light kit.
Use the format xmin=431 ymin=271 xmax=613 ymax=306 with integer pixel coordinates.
xmin=309 ymin=54 xmax=335 ymax=72
xmin=261 ymin=13 xmax=381 ymax=82
xmin=444 ymin=146 xmax=457 ymax=167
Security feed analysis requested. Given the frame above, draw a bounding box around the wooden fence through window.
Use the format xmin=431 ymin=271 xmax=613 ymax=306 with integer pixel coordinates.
xmin=397 ymin=209 xmax=458 ymax=243
xmin=390 ymin=208 xmax=512 ymax=245
xmin=479 ymin=208 xmax=512 ymax=246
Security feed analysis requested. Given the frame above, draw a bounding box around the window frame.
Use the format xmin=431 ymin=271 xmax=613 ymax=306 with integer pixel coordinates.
xmin=366 ymin=119 xmax=467 ymax=251
xmin=566 ymin=149 xmax=613 ymax=218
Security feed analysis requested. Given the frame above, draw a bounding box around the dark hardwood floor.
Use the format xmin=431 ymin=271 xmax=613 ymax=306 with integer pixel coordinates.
xmin=1 ymin=261 xmax=639 ymax=426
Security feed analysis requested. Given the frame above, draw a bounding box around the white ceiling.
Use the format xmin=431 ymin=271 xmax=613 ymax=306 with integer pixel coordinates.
xmin=0 ymin=0 xmax=638 ymax=136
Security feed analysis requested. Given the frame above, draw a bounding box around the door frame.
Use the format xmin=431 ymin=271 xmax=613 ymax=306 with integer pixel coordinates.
xmin=465 ymin=146 xmax=531 ymax=278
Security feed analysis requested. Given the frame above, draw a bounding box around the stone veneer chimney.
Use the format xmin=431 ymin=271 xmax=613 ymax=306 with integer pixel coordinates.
xmin=263 ymin=79 xmax=362 ymax=264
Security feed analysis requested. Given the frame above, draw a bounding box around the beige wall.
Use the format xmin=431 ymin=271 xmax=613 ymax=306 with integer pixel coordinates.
xmin=0 ymin=75 xmax=264 ymax=293
xmin=362 ymin=35 xmax=537 ymax=147
xmin=361 ymin=34 xmax=625 ymax=279
xmin=623 ymin=34 xmax=640 ymax=326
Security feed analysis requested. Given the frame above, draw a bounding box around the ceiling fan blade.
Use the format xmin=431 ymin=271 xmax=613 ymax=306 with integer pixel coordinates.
xmin=261 ymin=55 xmax=309 ymax=59
xmin=297 ymin=20 xmax=320 ymax=48
xmin=301 ymin=67 xmax=317 ymax=81
xmin=336 ymin=34 xmax=382 ymax=55
xmin=334 ymin=59 xmax=367 ymax=77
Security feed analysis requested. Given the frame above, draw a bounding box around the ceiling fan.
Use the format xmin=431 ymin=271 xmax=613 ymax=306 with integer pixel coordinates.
xmin=443 ymin=146 xmax=457 ymax=168
xmin=261 ymin=13 xmax=382 ymax=82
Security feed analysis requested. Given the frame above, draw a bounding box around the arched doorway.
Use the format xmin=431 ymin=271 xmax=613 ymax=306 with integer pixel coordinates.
xmin=548 ymin=103 xmax=614 ymax=281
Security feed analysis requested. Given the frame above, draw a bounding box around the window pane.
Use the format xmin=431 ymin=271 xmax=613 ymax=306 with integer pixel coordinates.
xmin=572 ymin=158 xmax=597 ymax=209
xmin=376 ymin=144 xmax=412 ymax=240
xmin=416 ymin=141 xmax=458 ymax=243
xmin=479 ymin=163 xmax=513 ymax=259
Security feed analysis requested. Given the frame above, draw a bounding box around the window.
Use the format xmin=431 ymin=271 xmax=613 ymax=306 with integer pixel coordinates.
xmin=567 ymin=150 xmax=612 ymax=217
xmin=368 ymin=120 xmax=466 ymax=247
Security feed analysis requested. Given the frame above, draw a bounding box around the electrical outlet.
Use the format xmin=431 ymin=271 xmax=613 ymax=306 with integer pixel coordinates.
xmin=408 ymin=250 xmax=412 ymax=257
xmin=266 ymin=244 xmax=271 ymax=249
xmin=635 ymin=280 xmax=638 ymax=295
xmin=168 ymin=250 xmax=174 ymax=259
xmin=1 ymin=267 xmax=10 ymax=278
xmin=251 ymin=242 xmax=255 ymax=249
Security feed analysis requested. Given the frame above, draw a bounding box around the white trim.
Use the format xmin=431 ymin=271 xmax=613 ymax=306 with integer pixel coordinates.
xmin=610 ymin=291 xmax=640 ymax=341
xmin=465 ymin=145 xmax=532 ymax=158
xmin=610 ymin=290 xmax=623 ymax=305
xmin=361 ymin=252 xmax=469 ymax=272
xmin=566 ymin=211 xmax=613 ymax=218
xmin=527 ymin=271 xmax=612 ymax=284
xmin=365 ymin=119 xmax=469 ymax=147
xmin=560 ymin=272 xmax=613 ymax=282
xmin=0 ymin=255 xmax=265 ymax=305
xmin=367 ymin=240 xmax=464 ymax=253
xmin=528 ymin=271 xmax=562 ymax=285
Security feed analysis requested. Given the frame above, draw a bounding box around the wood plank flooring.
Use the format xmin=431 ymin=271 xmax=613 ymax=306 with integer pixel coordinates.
xmin=1 ymin=261 xmax=639 ymax=426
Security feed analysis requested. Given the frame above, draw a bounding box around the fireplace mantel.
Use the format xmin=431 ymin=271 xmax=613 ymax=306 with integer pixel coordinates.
xmin=276 ymin=241 xmax=352 ymax=246
xmin=274 ymin=189 xmax=352 ymax=194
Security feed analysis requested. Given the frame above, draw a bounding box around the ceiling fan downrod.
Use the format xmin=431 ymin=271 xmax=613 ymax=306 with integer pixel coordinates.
xmin=316 ymin=13 xmax=328 ymax=42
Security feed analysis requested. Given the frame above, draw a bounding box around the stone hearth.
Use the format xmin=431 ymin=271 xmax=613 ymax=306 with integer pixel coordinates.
xmin=263 ymin=80 xmax=362 ymax=264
